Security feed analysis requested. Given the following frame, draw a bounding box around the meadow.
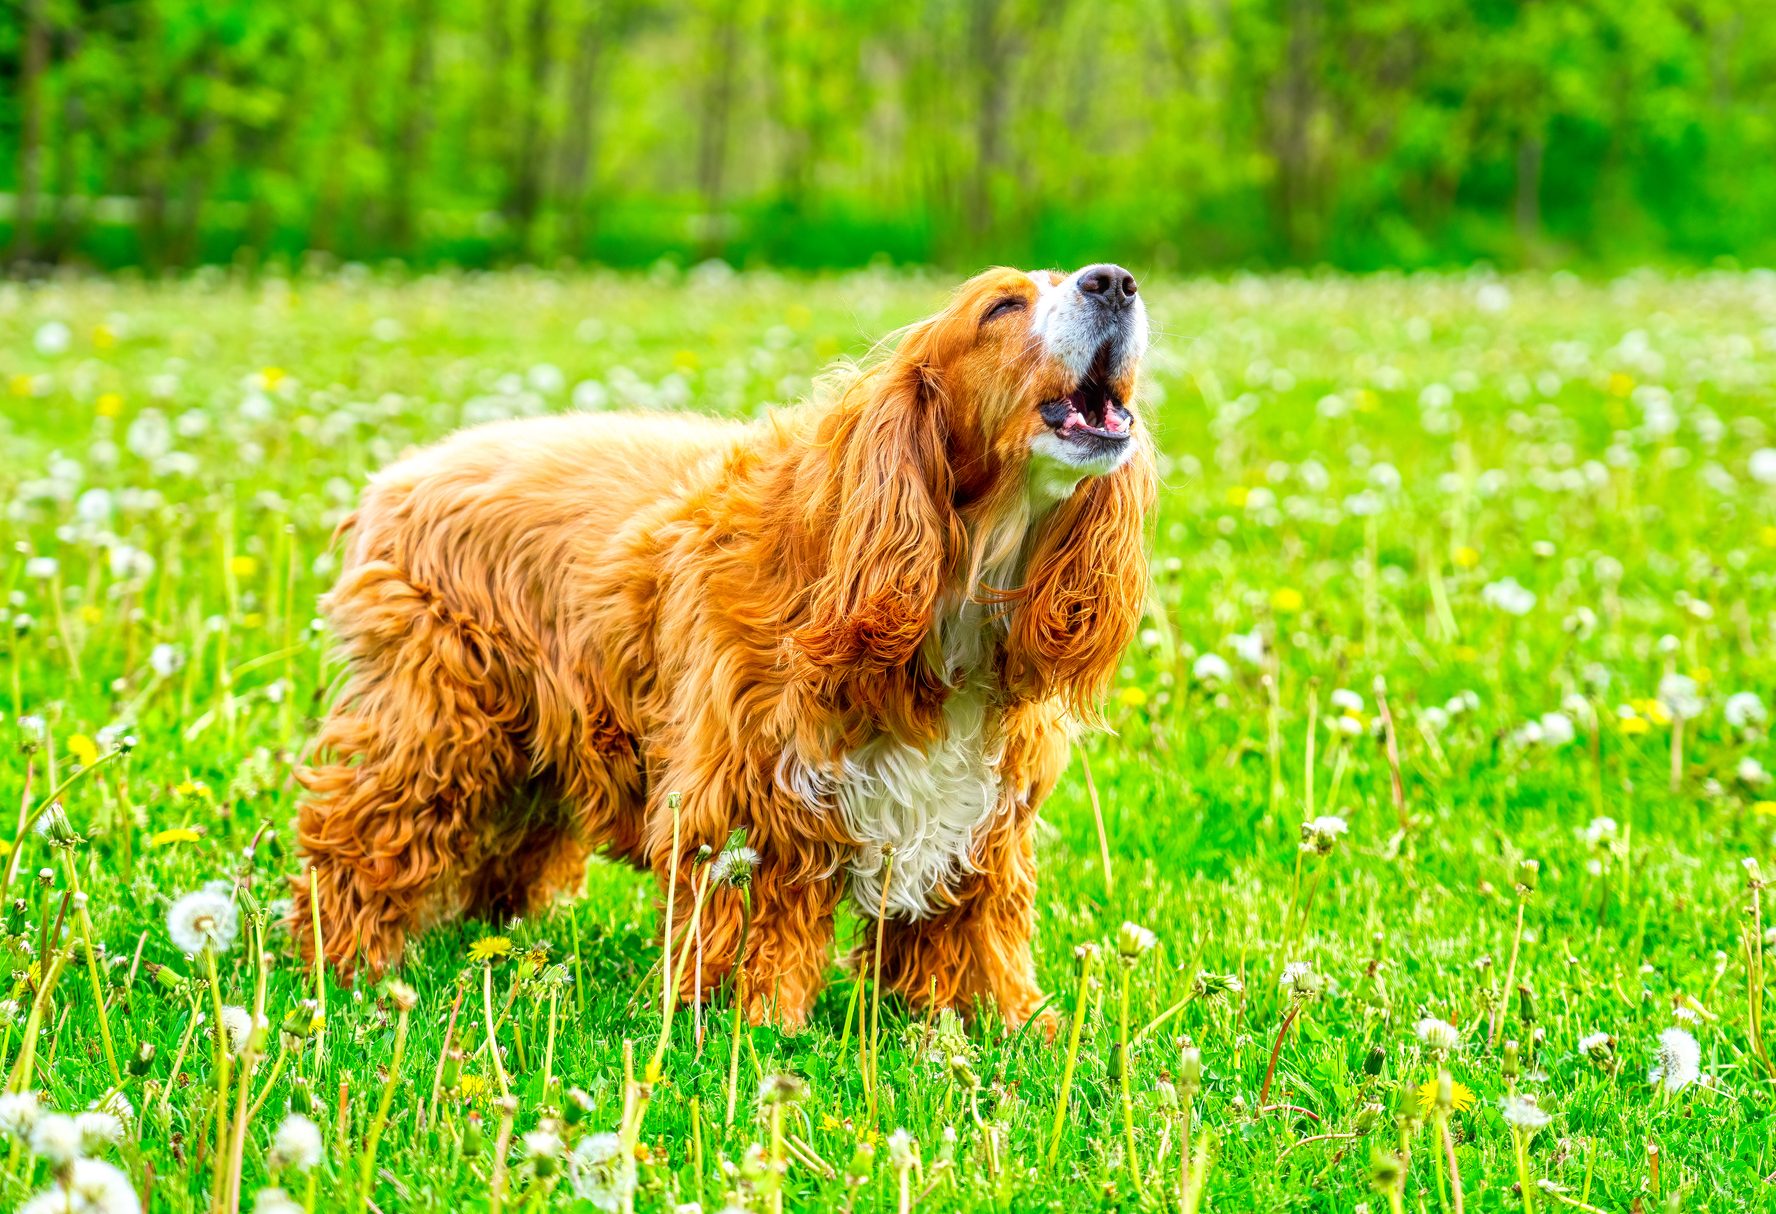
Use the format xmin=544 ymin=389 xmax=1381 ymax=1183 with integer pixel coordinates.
xmin=0 ymin=265 xmax=1773 ymax=1212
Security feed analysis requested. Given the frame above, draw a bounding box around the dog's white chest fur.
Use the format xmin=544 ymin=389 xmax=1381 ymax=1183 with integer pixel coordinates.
xmin=783 ymin=688 xmax=1004 ymax=920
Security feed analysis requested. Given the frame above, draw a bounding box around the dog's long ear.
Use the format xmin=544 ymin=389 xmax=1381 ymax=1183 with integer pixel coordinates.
xmin=793 ymin=340 xmax=960 ymax=689
xmin=1005 ymin=438 xmax=1156 ymax=716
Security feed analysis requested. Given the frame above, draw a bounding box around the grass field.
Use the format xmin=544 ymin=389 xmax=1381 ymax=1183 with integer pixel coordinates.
xmin=0 ymin=266 xmax=1774 ymax=1213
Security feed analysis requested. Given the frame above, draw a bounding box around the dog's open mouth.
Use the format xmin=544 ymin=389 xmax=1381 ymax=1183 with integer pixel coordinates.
xmin=1039 ymin=347 xmax=1132 ymax=444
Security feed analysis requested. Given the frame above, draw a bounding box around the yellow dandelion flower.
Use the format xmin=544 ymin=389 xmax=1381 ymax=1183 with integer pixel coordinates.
xmin=1607 ymin=372 xmax=1635 ymax=398
xmin=1116 ymin=686 xmax=1148 ymax=709
xmin=469 ymin=936 xmax=513 ymax=963
xmin=1453 ymin=645 xmax=1479 ymax=663
xmin=818 ymin=1112 xmax=844 ymax=1134
xmin=1633 ymin=698 xmax=1672 ymax=727
xmin=1753 ymin=801 xmax=1776 ymax=817
xmin=229 ymin=555 xmax=259 ymax=578
xmin=0 ymin=839 xmax=12 ymax=859
xmin=457 ymin=1074 xmax=489 ymax=1099
xmin=1271 ymin=587 xmax=1304 ymax=614
xmin=1417 ymin=1077 xmax=1478 ymax=1114
xmin=96 ymin=392 xmax=124 ymax=417
xmin=10 ymin=374 xmax=34 ymax=397
xmin=1452 ymin=545 xmax=1480 ymax=569
xmin=785 ymin=304 xmax=814 ymax=330
xmin=175 ymin=779 xmax=213 ymax=801
xmin=672 ymin=349 xmax=701 ymax=371
xmin=1225 ymin=485 xmax=1250 ymax=508
xmin=241 ymin=612 xmax=265 ymax=629
xmin=1761 ymin=526 xmax=1776 ymax=549
xmin=150 ymin=827 xmax=202 ymax=847
xmin=261 ymin=367 xmax=287 ymax=389
xmin=1688 ymin=667 xmax=1711 ymax=686
xmin=1618 ymin=714 xmax=1650 ymax=737
xmin=93 ymin=325 xmax=116 ymax=350
xmin=79 ymin=605 xmax=103 ymax=624
xmin=66 ymin=734 xmax=100 ymax=767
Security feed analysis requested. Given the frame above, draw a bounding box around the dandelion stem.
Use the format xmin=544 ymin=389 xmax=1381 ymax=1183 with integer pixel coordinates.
xmin=1513 ymin=1128 xmax=1535 ymax=1214
xmin=867 ymin=849 xmax=895 ymax=1123
xmin=1081 ymin=749 xmax=1113 ymax=895
xmin=650 ymin=791 xmax=683 ymax=1084
xmin=0 ymin=745 xmax=125 ymax=897
xmin=1491 ymin=900 xmax=1526 ymax=1047
xmin=488 ymin=1095 xmax=517 ymax=1214
xmin=203 ymin=947 xmax=232 ymax=1214
xmin=483 ymin=963 xmax=510 ymax=1099
xmin=1046 ymin=946 xmax=1095 ymax=1165
xmin=359 ymin=1002 xmax=410 ymax=1207
xmin=1118 ymin=961 xmax=1143 ymax=1196
xmin=308 ymin=866 xmax=327 ymax=1068
xmin=59 ymin=849 xmax=123 ymax=1087
xmin=724 ymin=884 xmax=752 ymax=1126
xmin=1257 ymin=1004 xmax=1299 ymax=1110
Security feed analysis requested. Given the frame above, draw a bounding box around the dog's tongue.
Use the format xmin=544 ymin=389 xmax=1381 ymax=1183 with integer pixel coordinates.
xmin=1104 ymin=407 xmax=1129 ymax=435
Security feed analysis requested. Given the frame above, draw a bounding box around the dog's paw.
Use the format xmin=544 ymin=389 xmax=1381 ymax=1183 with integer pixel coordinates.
xmin=746 ymin=991 xmax=812 ymax=1035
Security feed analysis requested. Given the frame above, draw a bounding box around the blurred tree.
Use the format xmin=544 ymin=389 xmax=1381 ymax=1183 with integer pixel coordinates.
xmin=1 ymin=0 xmax=1773 ymax=269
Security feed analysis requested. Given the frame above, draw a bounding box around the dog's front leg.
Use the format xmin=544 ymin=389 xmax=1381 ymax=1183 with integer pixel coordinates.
xmin=661 ymin=847 xmax=844 ymax=1034
xmin=862 ymin=818 xmax=1051 ymax=1035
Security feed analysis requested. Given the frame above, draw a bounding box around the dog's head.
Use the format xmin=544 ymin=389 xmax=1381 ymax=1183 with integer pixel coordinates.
xmin=916 ymin=264 xmax=1150 ymax=503
xmin=795 ymin=265 xmax=1157 ymax=727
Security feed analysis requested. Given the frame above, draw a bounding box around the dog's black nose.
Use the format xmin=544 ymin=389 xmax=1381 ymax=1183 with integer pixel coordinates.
xmin=1076 ymin=264 xmax=1138 ymax=309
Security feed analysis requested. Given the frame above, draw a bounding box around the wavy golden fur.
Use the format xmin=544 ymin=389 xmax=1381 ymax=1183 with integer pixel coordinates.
xmin=291 ymin=264 xmax=1156 ymax=1030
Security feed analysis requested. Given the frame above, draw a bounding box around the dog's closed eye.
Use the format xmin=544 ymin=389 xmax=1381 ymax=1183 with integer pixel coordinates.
xmin=982 ymin=296 xmax=1025 ymax=324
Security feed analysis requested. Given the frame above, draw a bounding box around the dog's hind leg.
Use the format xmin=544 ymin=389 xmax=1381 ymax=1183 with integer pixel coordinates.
xmin=461 ymin=784 xmax=593 ymax=919
xmin=290 ymin=561 xmax=523 ymax=977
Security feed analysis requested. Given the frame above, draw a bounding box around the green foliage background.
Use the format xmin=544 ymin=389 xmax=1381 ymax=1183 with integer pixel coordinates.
xmin=4 ymin=0 xmax=1776 ymax=272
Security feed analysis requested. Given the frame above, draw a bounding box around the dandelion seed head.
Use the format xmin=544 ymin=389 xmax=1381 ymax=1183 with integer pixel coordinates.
xmin=269 ymin=1114 xmax=323 ymax=1171
xmin=1649 ymin=1027 xmax=1701 ymax=1092
xmin=166 ymin=888 xmax=238 ymax=956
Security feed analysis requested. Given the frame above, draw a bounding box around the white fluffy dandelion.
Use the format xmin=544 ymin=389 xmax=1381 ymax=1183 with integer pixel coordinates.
xmin=73 ymin=1111 xmax=123 ymax=1153
xmin=1191 ymin=652 xmax=1232 ymax=684
xmin=886 ymin=1127 xmax=918 ymax=1170
xmin=1481 ymin=577 xmax=1536 ymax=616
xmin=1413 ymin=1017 xmax=1462 ymax=1051
xmin=219 ymin=1006 xmax=254 ymax=1058
xmin=149 ymin=643 xmax=186 ymax=678
xmin=19 ymin=1158 xmax=139 ymax=1214
xmin=166 ymin=888 xmax=238 ymax=955
xmin=28 ymin=1112 xmax=83 ymax=1164
xmin=1649 ymin=1027 xmax=1701 ymax=1093
xmin=268 ymin=1113 xmax=324 ymax=1172
xmin=1577 ymin=1031 xmax=1613 ymax=1058
xmin=1116 ymin=922 xmax=1157 ymax=958
xmin=0 ymin=1090 xmax=41 ymax=1137
xmin=1725 ymin=691 xmax=1767 ymax=731
xmin=1657 ymin=674 xmax=1703 ymax=722
xmin=1499 ymin=1094 xmax=1551 ymax=1131
xmin=569 ymin=1132 xmax=636 ymax=1212
xmin=709 ymin=846 xmax=760 ymax=889
xmin=1536 ymin=712 xmax=1576 ymax=748
xmin=251 ymin=1188 xmax=303 ymax=1214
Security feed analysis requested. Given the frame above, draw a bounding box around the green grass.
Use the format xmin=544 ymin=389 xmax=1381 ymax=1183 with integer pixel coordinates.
xmin=0 ymin=266 xmax=1774 ymax=1212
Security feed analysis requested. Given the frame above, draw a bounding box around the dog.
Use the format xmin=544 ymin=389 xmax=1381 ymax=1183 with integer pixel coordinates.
xmin=290 ymin=263 xmax=1156 ymax=1030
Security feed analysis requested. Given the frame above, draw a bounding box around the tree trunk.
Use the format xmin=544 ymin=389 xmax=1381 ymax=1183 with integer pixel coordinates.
xmin=695 ymin=0 xmax=742 ymax=260
xmin=10 ymin=0 xmax=49 ymax=266
xmin=966 ymin=0 xmax=1010 ymax=245
xmin=1514 ymin=133 xmax=1543 ymax=249
xmin=387 ymin=0 xmax=439 ymax=254
xmin=507 ymin=0 xmax=555 ymax=259
xmin=556 ymin=0 xmax=609 ymax=259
